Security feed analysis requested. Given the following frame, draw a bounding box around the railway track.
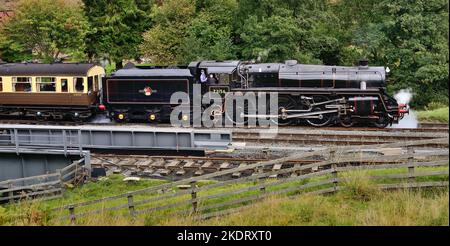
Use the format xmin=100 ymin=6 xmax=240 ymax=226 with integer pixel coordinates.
xmin=418 ymin=122 xmax=449 ymax=128
xmin=0 ymin=119 xmax=448 ymax=133
xmin=90 ymin=153 xmax=411 ymax=181
xmin=232 ymin=128 xmax=449 ymax=147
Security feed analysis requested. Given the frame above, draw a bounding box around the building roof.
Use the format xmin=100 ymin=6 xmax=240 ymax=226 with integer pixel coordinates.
xmin=0 ymin=63 xmax=98 ymax=76
xmin=111 ymin=68 xmax=193 ymax=77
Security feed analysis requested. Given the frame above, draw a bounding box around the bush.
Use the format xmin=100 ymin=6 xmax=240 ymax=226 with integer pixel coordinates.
xmin=340 ymin=170 xmax=380 ymax=201
xmin=425 ymin=102 xmax=449 ymax=111
xmin=416 ymin=107 xmax=449 ymax=123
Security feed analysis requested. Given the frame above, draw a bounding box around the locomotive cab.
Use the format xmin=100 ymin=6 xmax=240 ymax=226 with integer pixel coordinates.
xmin=188 ymin=60 xmax=241 ymax=95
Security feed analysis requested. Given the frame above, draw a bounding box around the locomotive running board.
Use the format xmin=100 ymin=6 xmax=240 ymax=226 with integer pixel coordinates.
xmin=243 ymin=109 xmax=339 ymax=119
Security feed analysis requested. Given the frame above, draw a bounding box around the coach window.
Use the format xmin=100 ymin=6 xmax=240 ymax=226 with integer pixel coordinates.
xmin=88 ymin=76 xmax=94 ymax=92
xmin=37 ymin=77 xmax=56 ymax=92
xmin=0 ymin=77 xmax=2 ymax=91
xmin=74 ymin=77 xmax=84 ymax=92
xmin=61 ymin=79 xmax=68 ymax=92
xmin=13 ymin=77 xmax=32 ymax=92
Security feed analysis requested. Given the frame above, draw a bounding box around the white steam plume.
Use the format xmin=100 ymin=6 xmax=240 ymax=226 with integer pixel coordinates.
xmin=391 ymin=89 xmax=417 ymax=128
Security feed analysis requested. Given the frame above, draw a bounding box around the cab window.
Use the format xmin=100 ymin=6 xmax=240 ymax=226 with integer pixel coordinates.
xmin=74 ymin=77 xmax=84 ymax=92
xmin=13 ymin=77 xmax=32 ymax=92
xmin=217 ymin=73 xmax=230 ymax=85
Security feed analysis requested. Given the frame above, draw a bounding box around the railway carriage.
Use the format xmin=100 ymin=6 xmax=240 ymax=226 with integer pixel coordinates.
xmin=0 ymin=63 xmax=105 ymax=120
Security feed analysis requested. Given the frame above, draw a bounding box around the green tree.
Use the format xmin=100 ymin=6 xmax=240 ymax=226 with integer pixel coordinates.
xmin=0 ymin=0 xmax=89 ymax=63
xmin=178 ymin=0 xmax=237 ymax=63
xmin=82 ymin=0 xmax=153 ymax=68
xmin=344 ymin=0 xmax=449 ymax=107
xmin=235 ymin=0 xmax=339 ymax=64
xmin=140 ymin=0 xmax=196 ymax=64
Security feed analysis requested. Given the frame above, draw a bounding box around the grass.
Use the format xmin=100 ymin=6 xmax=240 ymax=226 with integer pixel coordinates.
xmin=416 ymin=107 xmax=449 ymax=123
xmin=0 ymin=166 xmax=448 ymax=226
xmin=161 ymin=188 xmax=448 ymax=226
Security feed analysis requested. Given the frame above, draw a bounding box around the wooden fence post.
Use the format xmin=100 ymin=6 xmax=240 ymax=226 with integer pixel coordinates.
xmin=407 ymin=147 xmax=415 ymax=183
xmin=8 ymin=181 xmax=14 ymax=203
xmin=127 ymin=194 xmax=136 ymax=217
xmin=330 ymin=150 xmax=338 ymax=192
xmin=68 ymin=205 xmax=76 ymax=225
xmin=191 ymin=185 xmax=198 ymax=214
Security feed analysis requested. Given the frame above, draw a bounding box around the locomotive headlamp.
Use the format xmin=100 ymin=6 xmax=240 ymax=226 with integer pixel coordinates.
xmin=150 ymin=114 xmax=156 ymax=121
xmin=118 ymin=114 xmax=125 ymax=120
xmin=398 ymin=104 xmax=409 ymax=115
xmin=182 ymin=115 xmax=189 ymax=121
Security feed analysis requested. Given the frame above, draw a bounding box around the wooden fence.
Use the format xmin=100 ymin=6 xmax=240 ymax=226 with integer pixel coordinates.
xmin=50 ymin=137 xmax=449 ymax=224
xmin=0 ymin=158 xmax=87 ymax=203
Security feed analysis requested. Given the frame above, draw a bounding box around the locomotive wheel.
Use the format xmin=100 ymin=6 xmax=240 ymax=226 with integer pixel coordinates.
xmin=271 ymin=96 xmax=297 ymax=126
xmin=340 ymin=116 xmax=354 ymax=127
xmin=306 ymin=96 xmax=333 ymax=127
xmin=36 ymin=115 xmax=46 ymax=122
xmin=372 ymin=114 xmax=390 ymax=128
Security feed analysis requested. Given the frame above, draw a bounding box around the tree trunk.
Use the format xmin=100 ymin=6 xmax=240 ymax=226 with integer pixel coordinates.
xmin=114 ymin=59 xmax=123 ymax=69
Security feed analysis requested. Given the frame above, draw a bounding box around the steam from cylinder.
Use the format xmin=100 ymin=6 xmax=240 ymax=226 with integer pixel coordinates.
xmin=392 ymin=89 xmax=417 ymax=128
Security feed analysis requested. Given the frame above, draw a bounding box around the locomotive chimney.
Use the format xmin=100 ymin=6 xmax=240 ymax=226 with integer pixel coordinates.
xmin=358 ymin=59 xmax=369 ymax=69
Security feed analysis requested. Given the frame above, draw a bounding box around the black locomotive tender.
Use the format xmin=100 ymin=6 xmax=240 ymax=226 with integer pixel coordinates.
xmin=103 ymin=60 xmax=408 ymax=127
xmin=0 ymin=60 xmax=408 ymax=127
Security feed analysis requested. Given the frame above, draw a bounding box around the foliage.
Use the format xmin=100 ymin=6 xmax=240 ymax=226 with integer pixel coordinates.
xmin=0 ymin=0 xmax=89 ymax=63
xmin=178 ymin=0 xmax=238 ymax=63
xmin=0 ymin=0 xmax=447 ymax=107
xmin=140 ymin=0 xmax=238 ymax=65
xmin=416 ymin=107 xmax=449 ymax=123
xmin=140 ymin=0 xmax=195 ymax=64
xmin=82 ymin=0 xmax=153 ymax=67
xmin=336 ymin=0 xmax=449 ymax=107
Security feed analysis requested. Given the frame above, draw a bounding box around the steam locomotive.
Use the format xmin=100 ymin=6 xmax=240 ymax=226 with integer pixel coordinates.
xmin=0 ymin=60 xmax=408 ymax=127
xmin=103 ymin=60 xmax=408 ymax=127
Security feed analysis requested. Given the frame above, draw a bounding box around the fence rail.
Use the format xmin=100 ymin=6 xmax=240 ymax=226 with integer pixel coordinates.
xmin=51 ymin=137 xmax=449 ymax=224
xmin=0 ymin=159 xmax=86 ymax=203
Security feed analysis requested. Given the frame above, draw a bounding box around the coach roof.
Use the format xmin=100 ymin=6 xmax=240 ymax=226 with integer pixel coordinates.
xmin=112 ymin=68 xmax=193 ymax=77
xmin=0 ymin=63 xmax=98 ymax=76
